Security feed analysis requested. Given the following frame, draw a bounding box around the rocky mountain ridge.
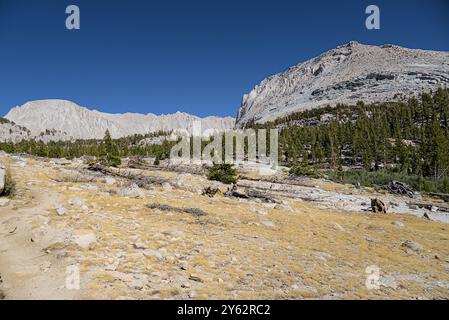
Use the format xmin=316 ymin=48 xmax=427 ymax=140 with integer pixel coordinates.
xmin=236 ymin=41 xmax=449 ymax=127
xmin=3 ymin=100 xmax=235 ymax=141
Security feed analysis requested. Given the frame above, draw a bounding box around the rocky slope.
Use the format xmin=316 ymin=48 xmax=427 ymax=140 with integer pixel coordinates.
xmin=4 ymin=100 xmax=235 ymax=140
xmin=236 ymin=41 xmax=449 ymax=127
xmin=0 ymin=118 xmax=31 ymax=143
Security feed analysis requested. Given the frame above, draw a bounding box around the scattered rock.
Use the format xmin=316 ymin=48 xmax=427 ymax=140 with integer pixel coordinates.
xmin=119 ymin=183 xmax=144 ymax=198
xmin=143 ymin=249 xmax=163 ymax=260
xmin=132 ymin=242 xmax=147 ymax=250
xmin=51 ymin=158 xmax=71 ymax=166
xmin=39 ymin=261 xmax=52 ymax=273
xmin=393 ymin=221 xmax=405 ymax=227
xmin=162 ymin=182 xmax=172 ymax=191
xmin=79 ymin=184 xmax=98 ymax=191
xmin=129 ymin=275 xmax=148 ymax=290
xmin=333 ymin=223 xmax=345 ymax=231
xmin=55 ymin=206 xmax=67 ymax=216
xmin=68 ymin=197 xmax=85 ymax=207
xmin=71 ymin=229 xmax=97 ymax=249
xmin=380 ymin=275 xmax=399 ymax=290
xmin=402 ymin=240 xmax=423 ymax=253
xmin=104 ymin=176 xmax=116 ymax=185
xmin=261 ymin=220 xmax=275 ymax=228
xmin=0 ymin=163 xmax=6 ymax=194
xmin=0 ymin=198 xmax=11 ymax=207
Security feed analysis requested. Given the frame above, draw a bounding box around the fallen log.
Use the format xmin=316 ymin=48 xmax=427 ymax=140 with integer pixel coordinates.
xmin=385 ymin=181 xmax=415 ymax=198
xmin=146 ymin=203 xmax=208 ymax=217
xmin=423 ymin=192 xmax=449 ymax=202
xmin=408 ymin=202 xmax=449 ymax=213
xmin=126 ymin=158 xmax=208 ymax=175
xmin=87 ymin=163 xmax=169 ymax=189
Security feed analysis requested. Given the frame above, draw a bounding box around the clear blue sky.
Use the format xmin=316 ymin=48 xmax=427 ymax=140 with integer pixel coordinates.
xmin=1 ymin=0 xmax=448 ymax=118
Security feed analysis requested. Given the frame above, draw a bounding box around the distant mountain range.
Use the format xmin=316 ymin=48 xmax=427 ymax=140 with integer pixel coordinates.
xmin=1 ymin=100 xmax=235 ymax=142
xmin=236 ymin=41 xmax=449 ymax=127
xmin=2 ymin=41 xmax=449 ymax=143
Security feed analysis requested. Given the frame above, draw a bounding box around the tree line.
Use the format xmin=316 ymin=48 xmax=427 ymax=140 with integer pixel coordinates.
xmin=251 ymin=88 xmax=449 ymax=182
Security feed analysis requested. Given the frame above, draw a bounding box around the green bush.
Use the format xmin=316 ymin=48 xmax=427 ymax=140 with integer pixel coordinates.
xmin=290 ymin=166 xmax=320 ymax=179
xmin=153 ymin=155 xmax=161 ymax=166
xmin=326 ymin=169 xmax=449 ymax=194
xmin=99 ymin=155 xmax=122 ymax=168
xmin=207 ymin=163 xmax=237 ymax=184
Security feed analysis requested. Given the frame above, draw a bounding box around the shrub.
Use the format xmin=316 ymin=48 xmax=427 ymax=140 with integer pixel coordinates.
xmin=154 ymin=155 xmax=161 ymax=166
xmin=99 ymin=155 xmax=122 ymax=168
xmin=207 ymin=163 xmax=237 ymax=184
xmin=290 ymin=166 xmax=320 ymax=179
xmin=326 ymin=169 xmax=449 ymax=194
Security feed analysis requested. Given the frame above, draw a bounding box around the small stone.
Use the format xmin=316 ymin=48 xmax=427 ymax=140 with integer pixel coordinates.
xmin=143 ymin=249 xmax=163 ymax=259
xmin=39 ymin=261 xmax=52 ymax=273
xmin=333 ymin=223 xmax=345 ymax=231
xmin=55 ymin=206 xmax=66 ymax=216
xmin=132 ymin=242 xmax=147 ymax=250
xmin=71 ymin=229 xmax=97 ymax=249
xmin=104 ymin=176 xmax=116 ymax=185
xmin=119 ymin=183 xmax=144 ymax=198
xmin=0 ymin=198 xmax=11 ymax=207
xmin=129 ymin=275 xmax=148 ymax=290
xmin=393 ymin=221 xmax=404 ymax=227
xmin=68 ymin=198 xmax=85 ymax=207
xmin=79 ymin=184 xmax=98 ymax=191
xmin=261 ymin=220 xmax=275 ymax=228
xmin=402 ymin=240 xmax=422 ymax=253
xmin=162 ymin=182 xmax=172 ymax=191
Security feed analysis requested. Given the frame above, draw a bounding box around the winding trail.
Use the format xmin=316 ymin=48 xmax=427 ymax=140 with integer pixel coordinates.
xmin=0 ymin=186 xmax=79 ymax=299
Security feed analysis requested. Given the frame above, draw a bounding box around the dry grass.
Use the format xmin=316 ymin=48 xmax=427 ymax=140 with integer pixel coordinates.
xmin=5 ymin=157 xmax=449 ymax=300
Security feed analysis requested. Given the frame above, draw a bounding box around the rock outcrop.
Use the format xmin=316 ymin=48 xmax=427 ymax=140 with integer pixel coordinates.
xmin=236 ymin=41 xmax=449 ymax=127
xmin=0 ymin=118 xmax=31 ymax=143
xmin=0 ymin=163 xmax=6 ymax=194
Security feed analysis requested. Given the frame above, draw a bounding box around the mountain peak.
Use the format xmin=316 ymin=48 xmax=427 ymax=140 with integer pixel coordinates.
xmin=236 ymin=43 xmax=449 ymax=127
xmin=4 ymin=100 xmax=235 ymax=140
